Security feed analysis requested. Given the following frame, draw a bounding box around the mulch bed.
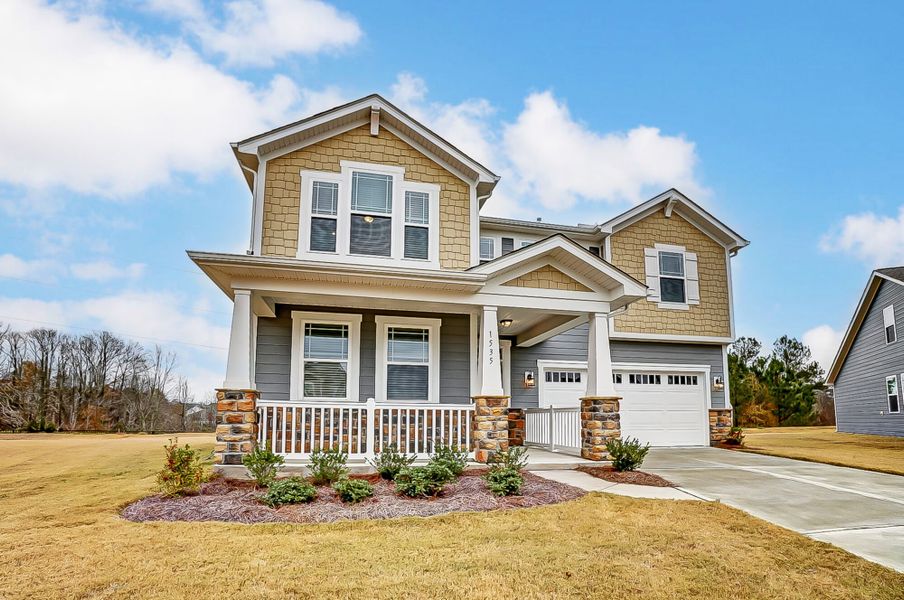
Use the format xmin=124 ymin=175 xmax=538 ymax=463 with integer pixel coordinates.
xmin=121 ymin=470 xmax=585 ymax=524
xmin=576 ymin=465 xmax=673 ymax=487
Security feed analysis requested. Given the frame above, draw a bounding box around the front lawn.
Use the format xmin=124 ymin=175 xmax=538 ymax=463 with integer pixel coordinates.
xmin=0 ymin=433 xmax=901 ymax=599
xmin=740 ymin=426 xmax=904 ymax=476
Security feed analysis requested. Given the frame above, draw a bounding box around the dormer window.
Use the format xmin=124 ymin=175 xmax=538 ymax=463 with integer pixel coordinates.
xmin=298 ymin=161 xmax=439 ymax=268
xmin=884 ymin=305 xmax=896 ymax=344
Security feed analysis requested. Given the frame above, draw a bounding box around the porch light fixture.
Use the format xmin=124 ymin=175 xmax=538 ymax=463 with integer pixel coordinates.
xmin=499 ymin=319 xmax=513 ymax=328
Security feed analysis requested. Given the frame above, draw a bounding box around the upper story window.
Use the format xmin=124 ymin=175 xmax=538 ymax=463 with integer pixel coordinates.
xmin=501 ymin=237 xmax=515 ymax=255
xmin=479 ymin=237 xmax=495 ymax=262
xmin=644 ymin=244 xmax=699 ymax=309
xmin=886 ymin=375 xmax=900 ymax=413
xmin=298 ymin=162 xmax=439 ymax=268
xmin=883 ymin=305 xmax=896 ymax=344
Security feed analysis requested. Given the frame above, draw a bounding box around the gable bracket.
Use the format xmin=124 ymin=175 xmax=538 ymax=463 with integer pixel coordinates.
xmin=370 ymin=106 xmax=381 ymax=136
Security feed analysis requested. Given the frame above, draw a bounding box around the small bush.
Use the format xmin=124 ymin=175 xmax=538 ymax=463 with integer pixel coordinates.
xmin=156 ymin=438 xmax=207 ymax=497
xmin=428 ymin=444 xmax=468 ymax=477
xmin=395 ymin=462 xmax=454 ymax=498
xmin=605 ymin=436 xmax=650 ymax=472
xmin=262 ymin=477 xmax=316 ymax=507
xmin=332 ymin=478 xmax=374 ymax=503
xmin=25 ymin=418 xmax=57 ymax=433
xmin=242 ymin=445 xmax=284 ymax=487
xmin=487 ymin=445 xmax=528 ymax=471
xmin=725 ymin=426 xmax=745 ymax=446
xmin=308 ymin=446 xmax=349 ymax=485
xmin=367 ymin=444 xmax=415 ymax=480
xmin=485 ymin=468 xmax=524 ymax=496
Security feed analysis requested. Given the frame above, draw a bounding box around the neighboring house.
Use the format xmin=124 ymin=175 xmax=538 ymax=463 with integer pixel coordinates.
xmin=827 ymin=268 xmax=904 ymax=437
xmin=191 ymin=94 xmax=749 ymax=466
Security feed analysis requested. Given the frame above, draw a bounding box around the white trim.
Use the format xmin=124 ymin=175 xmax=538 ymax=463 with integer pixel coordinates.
xmin=469 ymin=181 xmax=479 ymax=266
xmin=290 ymin=311 xmax=362 ymax=402
xmin=883 ymin=304 xmax=896 ymax=345
xmin=722 ymin=344 xmax=732 ymax=410
xmin=375 ymin=315 xmax=441 ymax=403
xmin=536 ymin=359 xmax=587 ymax=409
xmin=726 ymin=247 xmax=736 ymax=339
xmin=252 ymin=160 xmax=266 ymax=255
xmin=501 ymin=339 xmax=512 ymax=397
xmin=469 ymin=312 xmax=479 ymax=396
xmin=609 ymin=330 xmax=735 ymax=344
xmin=258 ymin=119 xmax=367 ymax=163
xmin=886 ymin=375 xmax=900 ymax=414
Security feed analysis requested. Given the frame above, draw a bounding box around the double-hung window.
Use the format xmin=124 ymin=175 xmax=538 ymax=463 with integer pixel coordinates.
xmin=309 ymin=181 xmax=339 ymax=252
xmin=886 ymin=375 xmax=900 ymax=413
xmin=350 ymin=171 xmax=393 ymax=257
xmin=479 ymin=237 xmax=495 ymax=262
xmin=290 ymin=312 xmax=361 ymax=402
xmin=659 ymin=251 xmax=686 ymax=303
xmin=404 ymin=191 xmax=429 ymax=259
xmin=883 ymin=305 xmax=896 ymax=344
xmin=376 ymin=316 xmax=441 ymax=403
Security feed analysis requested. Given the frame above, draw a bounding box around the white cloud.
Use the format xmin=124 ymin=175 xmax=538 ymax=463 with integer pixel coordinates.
xmin=0 ymin=297 xmax=69 ymax=330
xmin=0 ymin=254 xmax=61 ymax=283
xmin=70 ymin=261 xmax=145 ymax=282
xmin=821 ymin=206 xmax=904 ymax=266
xmin=803 ymin=324 xmax=844 ymax=373
xmin=164 ymin=0 xmax=362 ymax=67
xmin=503 ymin=92 xmax=705 ymax=209
xmin=0 ymin=0 xmax=346 ymax=197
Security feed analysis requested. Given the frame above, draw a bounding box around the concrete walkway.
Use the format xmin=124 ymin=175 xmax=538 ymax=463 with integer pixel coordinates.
xmin=643 ymin=447 xmax=904 ymax=573
xmin=533 ymin=469 xmax=702 ymax=500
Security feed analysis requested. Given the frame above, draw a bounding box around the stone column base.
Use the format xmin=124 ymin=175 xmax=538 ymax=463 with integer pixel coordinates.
xmin=709 ymin=408 xmax=732 ymax=445
xmin=507 ymin=408 xmax=525 ymax=447
xmin=214 ymin=389 xmax=259 ymax=466
xmin=471 ymin=395 xmax=510 ymax=463
xmin=580 ymin=396 xmax=621 ymax=461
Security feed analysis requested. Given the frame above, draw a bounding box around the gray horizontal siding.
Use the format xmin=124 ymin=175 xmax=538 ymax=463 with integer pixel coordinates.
xmin=834 ymin=279 xmax=904 ymax=437
xmin=508 ymin=324 xmax=725 ymax=409
xmin=254 ymin=306 xmax=471 ymax=405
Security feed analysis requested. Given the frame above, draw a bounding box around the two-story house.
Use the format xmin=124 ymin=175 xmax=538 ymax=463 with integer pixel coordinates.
xmin=191 ymin=95 xmax=749 ymax=466
xmin=827 ymin=268 xmax=904 ymax=437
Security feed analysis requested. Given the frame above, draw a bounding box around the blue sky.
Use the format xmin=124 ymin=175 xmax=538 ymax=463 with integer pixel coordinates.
xmin=2 ymin=0 xmax=902 ymax=398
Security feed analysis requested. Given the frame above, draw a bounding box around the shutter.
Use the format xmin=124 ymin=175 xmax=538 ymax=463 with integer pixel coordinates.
xmin=644 ymin=248 xmax=660 ymax=301
xmin=501 ymin=237 xmax=514 ymax=255
xmin=685 ymin=252 xmax=700 ymax=304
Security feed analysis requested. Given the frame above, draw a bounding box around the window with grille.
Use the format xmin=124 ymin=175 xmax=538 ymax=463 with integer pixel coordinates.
xmin=659 ymin=251 xmax=686 ymax=303
xmin=627 ymin=373 xmax=662 ymax=385
xmin=667 ymin=374 xmax=699 ymax=386
xmin=545 ymin=370 xmax=583 ymax=383
xmin=403 ymin=191 xmax=429 ymax=260
xmin=350 ymin=171 xmax=393 ymax=256
xmin=479 ymin=237 xmax=495 ymax=262
xmin=310 ymin=181 xmax=338 ymax=252
xmin=302 ymin=323 xmax=349 ymax=400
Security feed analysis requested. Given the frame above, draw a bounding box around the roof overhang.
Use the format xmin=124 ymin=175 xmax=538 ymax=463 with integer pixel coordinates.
xmin=599 ymin=189 xmax=750 ymax=254
xmin=827 ymin=269 xmax=904 ymax=383
xmin=231 ymin=94 xmax=500 ymax=202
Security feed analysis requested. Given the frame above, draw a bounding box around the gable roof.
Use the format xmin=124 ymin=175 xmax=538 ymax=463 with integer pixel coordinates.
xmin=598 ymin=188 xmax=750 ymax=253
xmin=827 ymin=267 xmax=904 ymax=384
xmin=232 ymin=94 xmax=500 ymax=201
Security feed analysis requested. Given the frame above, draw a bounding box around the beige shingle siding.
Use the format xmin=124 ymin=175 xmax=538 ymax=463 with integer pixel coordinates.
xmin=261 ymin=125 xmax=471 ymax=269
xmin=610 ymin=210 xmax=731 ymax=337
xmin=502 ymin=265 xmax=593 ymax=292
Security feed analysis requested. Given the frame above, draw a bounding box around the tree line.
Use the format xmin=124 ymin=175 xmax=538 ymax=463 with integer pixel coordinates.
xmin=0 ymin=323 xmax=214 ymax=432
xmin=728 ymin=335 xmax=832 ymax=427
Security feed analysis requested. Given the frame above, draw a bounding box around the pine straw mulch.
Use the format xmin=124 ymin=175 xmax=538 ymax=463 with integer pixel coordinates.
xmin=576 ymin=465 xmax=674 ymax=487
xmin=121 ymin=470 xmax=585 ymax=525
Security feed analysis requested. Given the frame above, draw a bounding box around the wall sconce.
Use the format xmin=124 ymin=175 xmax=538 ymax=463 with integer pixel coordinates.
xmin=523 ymin=371 xmax=535 ymax=388
xmin=713 ymin=376 xmax=724 ymax=392
xmin=499 ymin=319 xmax=513 ymax=328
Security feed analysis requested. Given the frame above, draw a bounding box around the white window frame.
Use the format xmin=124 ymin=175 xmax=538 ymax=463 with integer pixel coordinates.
xmin=297 ymin=161 xmax=440 ymax=269
xmin=290 ymin=311 xmax=362 ymax=402
xmin=883 ymin=305 xmax=896 ymax=345
xmin=375 ymin=315 xmax=441 ymax=404
xmin=644 ymin=243 xmax=700 ymax=310
xmin=479 ymin=237 xmax=495 ymax=261
xmin=887 ymin=375 xmax=901 ymax=414
xmin=657 ymin=245 xmax=688 ymax=308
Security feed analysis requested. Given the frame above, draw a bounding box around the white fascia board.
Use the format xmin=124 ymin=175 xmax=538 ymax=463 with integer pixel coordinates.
xmin=827 ymin=272 xmax=886 ymax=383
xmin=609 ymin=331 xmax=735 ymax=344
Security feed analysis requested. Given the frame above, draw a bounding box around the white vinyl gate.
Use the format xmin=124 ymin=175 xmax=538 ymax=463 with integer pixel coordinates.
xmin=524 ymin=406 xmax=581 ymax=454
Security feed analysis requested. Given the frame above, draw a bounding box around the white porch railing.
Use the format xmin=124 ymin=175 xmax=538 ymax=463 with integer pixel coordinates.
xmin=524 ymin=406 xmax=581 ymax=455
xmin=257 ymin=398 xmax=474 ymax=460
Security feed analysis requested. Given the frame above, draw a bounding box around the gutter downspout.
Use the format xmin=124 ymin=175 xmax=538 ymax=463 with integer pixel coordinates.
xmin=240 ymin=163 xmax=258 ymax=255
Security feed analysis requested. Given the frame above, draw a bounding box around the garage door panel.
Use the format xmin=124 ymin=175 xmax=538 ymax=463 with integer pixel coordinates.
xmin=614 ymin=370 xmax=708 ymax=447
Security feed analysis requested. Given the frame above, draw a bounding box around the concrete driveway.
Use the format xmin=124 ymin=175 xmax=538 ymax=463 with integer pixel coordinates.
xmin=643 ymin=447 xmax=904 ymax=573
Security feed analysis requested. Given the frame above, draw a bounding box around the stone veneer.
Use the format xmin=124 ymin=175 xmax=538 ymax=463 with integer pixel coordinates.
xmin=708 ymin=408 xmax=732 ymax=445
xmin=580 ymin=396 xmax=621 ymax=461
xmin=471 ymin=396 xmax=510 ymax=462
xmin=507 ymin=407 xmax=525 ymax=447
xmin=214 ymin=389 xmax=258 ymax=466
xmin=502 ymin=265 xmax=593 ymax=292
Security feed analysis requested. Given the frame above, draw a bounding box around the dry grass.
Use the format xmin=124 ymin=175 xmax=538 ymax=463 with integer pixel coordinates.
xmin=1 ymin=433 xmax=902 ymax=600
xmin=740 ymin=426 xmax=904 ymax=475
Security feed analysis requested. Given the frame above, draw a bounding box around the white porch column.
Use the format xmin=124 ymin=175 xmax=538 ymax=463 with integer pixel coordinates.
xmin=477 ymin=305 xmax=505 ymax=397
xmin=586 ymin=312 xmax=616 ymax=397
xmin=223 ymin=289 xmax=253 ymax=390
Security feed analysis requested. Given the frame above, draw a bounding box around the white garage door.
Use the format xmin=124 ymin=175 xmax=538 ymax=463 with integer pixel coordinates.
xmin=539 ymin=367 xmax=585 ymax=408
xmin=614 ymin=371 xmax=708 ymax=447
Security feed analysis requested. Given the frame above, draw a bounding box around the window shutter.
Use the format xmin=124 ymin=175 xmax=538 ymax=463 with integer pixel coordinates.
xmin=644 ymin=248 xmax=660 ymax=301
xmin=685 ymin=252 xmax=700 ymax=304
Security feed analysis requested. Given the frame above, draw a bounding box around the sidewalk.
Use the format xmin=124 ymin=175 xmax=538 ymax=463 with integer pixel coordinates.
xmin=533 ymin=469 xmax=705 ymax=500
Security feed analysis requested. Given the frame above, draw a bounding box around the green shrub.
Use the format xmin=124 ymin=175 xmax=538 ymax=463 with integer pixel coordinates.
xmin=428 ymin=444 xmax=468 ymax=477
xmin=242 ymin=445 xmax=284 ymax=487
xmin=725 ymin=426 xmax=745 ymax=446
xmin=262 ymin=476 xmax=316 ymax=507
xmin=156 ymin=438 xmax=206 ymax=497
xmin=367 ymin=444 xmax=415 ymax=480
xmin=485 ymin=468 xmax=524 ymax=496
xmin=487 ymin=445 xmax=528 ymax=471
xmin=25 ymin=418 xmax=57 ymax=433
xmin=395 ymin=462 xmax=454 ymax=498
xmin=308 ymin=446 xmax=349 ymax=485
xmin=332 ymin=477 xmax=374 ymax=503
xmin=605 ymin=436 xmax=651 ymax=472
